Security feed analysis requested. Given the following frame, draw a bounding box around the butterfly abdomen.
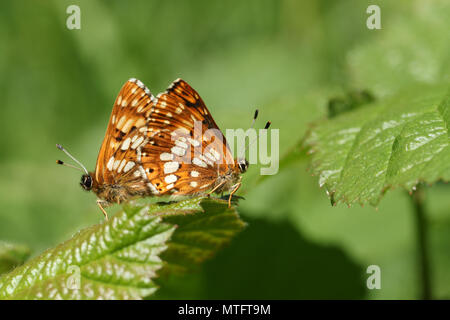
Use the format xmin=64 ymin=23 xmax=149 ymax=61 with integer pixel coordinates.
xmin=92 ymin=181 xmax=146 ymax=205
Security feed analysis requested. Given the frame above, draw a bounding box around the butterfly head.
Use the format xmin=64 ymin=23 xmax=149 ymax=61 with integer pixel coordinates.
xmin=237 ymin=157 xmax=249 ymax=173
xmin=80 ymin=173 xmax=93 ymax=191
xmin=56 ymin=144 xmax=95 ymax=192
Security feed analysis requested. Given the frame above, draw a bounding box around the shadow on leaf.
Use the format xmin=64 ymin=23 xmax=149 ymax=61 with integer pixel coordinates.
xmin=155 ymin=214 xmax=366 ymax=299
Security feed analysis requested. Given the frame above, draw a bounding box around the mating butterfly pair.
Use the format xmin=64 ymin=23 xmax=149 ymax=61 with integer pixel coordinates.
xmin=57 ymin=78 xmax=269 ymax=219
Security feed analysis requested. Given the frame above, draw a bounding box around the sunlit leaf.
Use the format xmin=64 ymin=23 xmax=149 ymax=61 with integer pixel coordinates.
xmin=0 ymin=198 xmax=244 ymax=300
xmin=305 ymin=85 xmax=450 ymax=206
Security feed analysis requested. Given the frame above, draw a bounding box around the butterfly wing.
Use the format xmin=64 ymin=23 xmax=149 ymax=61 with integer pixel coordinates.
xmin=94 ymin=78 xmax=235 ymax=198
xmin=94 ymin=79 xmax=156 ymax=186
xmin=140 ymin=78 xmax=235 ymax=195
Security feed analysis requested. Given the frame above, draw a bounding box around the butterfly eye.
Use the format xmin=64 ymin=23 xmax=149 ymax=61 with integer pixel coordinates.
xmin=80 ymin=174 xmax=93 ymax=191
xmin=238 ymin=159 xmax=249 ymax=173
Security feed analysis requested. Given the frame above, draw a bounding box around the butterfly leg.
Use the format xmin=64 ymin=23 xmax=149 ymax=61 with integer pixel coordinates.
xmin=96 ymin=199 xmax=109 ymax=220
xmin=207 ymin=180 xmax=226 ymax=197
xmin=228 ymin=183 xmax=241 ymax=208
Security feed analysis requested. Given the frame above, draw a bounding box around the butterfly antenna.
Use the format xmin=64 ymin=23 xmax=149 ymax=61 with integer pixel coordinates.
xmin=56 ymin=144 xmax=89 ymax=175
xmin=243 ymin=121 xmax=271 ymax=154
xmin=238 ymin=109 xmax=258 ymax=159
xmin=56 ymin=159 xmax=84 ymax=172
xmin=250 ymin=109 xmax=259 ymax=129
xmin=239 ymin=110 xmax=271 ymax=159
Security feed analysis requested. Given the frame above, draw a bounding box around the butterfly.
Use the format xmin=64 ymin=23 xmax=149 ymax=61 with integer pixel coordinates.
xmin=57 ymin=78 xmax=270 ymax=219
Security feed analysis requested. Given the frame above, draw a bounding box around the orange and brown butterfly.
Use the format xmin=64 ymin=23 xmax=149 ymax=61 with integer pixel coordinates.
xmin=57 ymin=78 xmax=270 ymax=219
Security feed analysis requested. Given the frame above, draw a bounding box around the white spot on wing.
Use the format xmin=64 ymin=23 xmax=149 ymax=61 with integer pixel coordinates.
xmin=171 ymin=146 xmax=186 ymax=157
xmin=164 ymin=161 xmax=179 ymax=174
xmin=138 ymin=165 xmax=147 ymax=179
xmin=131 ymin=136 xmax=144 ymax=149
xmin=113 ymin=159 xmax=121 ymax=170
xmin=190 ymin=181 xmax=198 ymax=188
xmin=136 ymin=148 xmax=142 ymax=162
xmin=117 ymin=159 xmax=127 ymax=173
xmin=166 ymin=183 xmax=174 ymax=190
xmin=190 ymin=170 xmax=200 ymax=177
xmin=165 ymin=174 xmax=178 ymax=184
xmin=124 ymin=161 xmax=135 ymax=173
xmin=121 ymin=137 xmax=131 ymax=150
xmin=188 ymin=138 xmax=200 ymax=147
xmin=160 ymin=152 xmax=174 ymax=161
xmin=193 ymin=157 xmax=207 ymax=168
xmin=175 ymin=140 xmax=188 ymax=149
xmin=199 ymin=154 xmax=213 ymax=166
xmin=116 ymin=115 xmax=126 ymax=129
xmin=122 ymin=118 xmax=135 ymax=133
xmin=205 ymin=152 xmax=216 ymax=163
xmin=107 ymin=156 xmax=115 ymax=171
xmin=147 ymin=182 xmax=159 ymax=194
xmin=210 ymin=148 xmax=221 ymax=161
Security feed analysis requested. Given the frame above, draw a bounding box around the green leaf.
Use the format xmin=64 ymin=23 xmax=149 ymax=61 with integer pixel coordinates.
xmin=305 ymin=85 xmax=450 ymax=206
xmin=347 ymin=3 xmax=450 ymax=98
xmin=0 ymin=198 xmax=244 ymax=300
xmin=0 ymin=205 xmax=173 ymax=299
xmin=159 ymin=198 xmax=246 ymax=275
xmin=0 ymin=242 xmax=31 ymax=275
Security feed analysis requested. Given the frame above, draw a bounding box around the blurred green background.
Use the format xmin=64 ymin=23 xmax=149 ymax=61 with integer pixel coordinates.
xmin=0 ymin=0 xmax=449 ymax=299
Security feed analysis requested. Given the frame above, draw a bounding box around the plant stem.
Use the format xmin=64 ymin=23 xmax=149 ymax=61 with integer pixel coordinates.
xmin=411 ymin=185 xmax=432 ymax=300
